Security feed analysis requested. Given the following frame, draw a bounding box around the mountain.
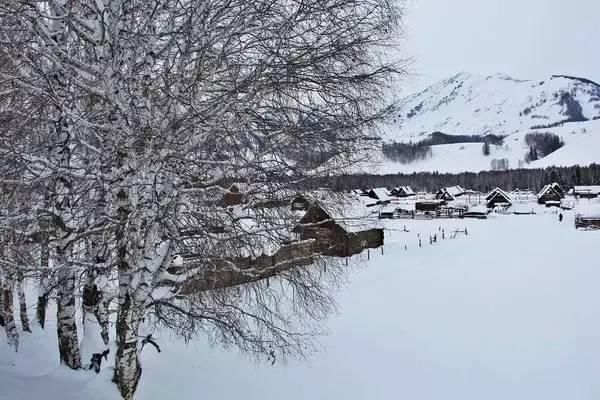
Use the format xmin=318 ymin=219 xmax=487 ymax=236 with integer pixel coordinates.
xmin=373 ymin=72 xmax=600 ymax=174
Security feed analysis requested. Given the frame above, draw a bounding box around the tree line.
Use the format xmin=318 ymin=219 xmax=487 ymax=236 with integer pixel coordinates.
xmin=324 ymin=164 xmax=600 ymax=193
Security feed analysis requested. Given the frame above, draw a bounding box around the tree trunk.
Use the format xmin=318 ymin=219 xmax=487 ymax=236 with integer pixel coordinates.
xmin=17 ymin=272 xmax=31 ymax=333
xmin=36 ymin=232 xmax=50 ymax=329
xmin=2 ymin=277 xmax=19 ymax=352
xmin=56 ymin=257 xmax=81 ymax=369
xmin=113 ymin=291 xmax=144 ymax=400
xmin=81 ymin=270 xmax=110 ymax=370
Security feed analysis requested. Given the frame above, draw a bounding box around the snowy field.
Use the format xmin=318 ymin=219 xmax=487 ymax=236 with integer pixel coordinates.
xmin=3 ymin=209 xmax=600 ymax=400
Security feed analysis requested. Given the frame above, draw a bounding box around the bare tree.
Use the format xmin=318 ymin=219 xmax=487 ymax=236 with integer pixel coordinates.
xmin=0 ymin=0 xmax=405 ymax=399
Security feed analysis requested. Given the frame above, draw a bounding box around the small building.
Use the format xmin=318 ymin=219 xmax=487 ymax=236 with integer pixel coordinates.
xmin=223 ymin=184 xmax=243 ymax=206
xmin=367 ymin=188 xmax=391 ymax=202
xmin=435 ymin=185 xmax=466 ymax=201
xmin=485 ymin=187 xmax=512 ymax=208
xmin=378 ymin=205 xmax=397 ymax=219
xmin=390 ymin=186 xmax=415 ymax=198
xmin=461 ymin=205 xmax=488 ymax=219
xmin=537 ymin=183 xmax=565 ymax=204
xmin=294 ymin=201 xmax=384 ymax=257
xmin=573 ymin=186 xmax=600 ymax=199
xmin=575 ymin=204 xmax=600 ymax=229
xmin=415 ymin=200 xmax=445 ymax=212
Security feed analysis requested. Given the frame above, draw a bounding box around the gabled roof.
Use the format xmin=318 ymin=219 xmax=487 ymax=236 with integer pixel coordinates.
xmin=446 ymin=185 xmax=466 ymax=196
xmin=485 ymin=187 xmax=511 ymax=202
xmin=438 ymin=185 xmax=465 ymax=198
xmin=369 ymin=188 xmax=390 ymax=201
xmin=393 ymin=186 xmax=415 ymax=195
xmin=537 ymin=183 xmax=564 ymax=199
xmin=298 ymin=193 xmax=382 ymax=233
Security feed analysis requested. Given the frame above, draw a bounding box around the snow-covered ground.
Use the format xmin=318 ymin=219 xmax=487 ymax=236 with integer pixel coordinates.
xmin=3 ymin=209 xmax=600 ymax=400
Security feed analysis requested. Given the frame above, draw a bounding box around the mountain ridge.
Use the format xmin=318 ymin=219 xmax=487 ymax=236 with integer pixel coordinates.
xmin=372 ymin=72 xmax=600 ymax=174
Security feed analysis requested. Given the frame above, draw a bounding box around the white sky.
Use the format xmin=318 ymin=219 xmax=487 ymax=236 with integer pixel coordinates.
xmin=401 ymin=0 xmax=600 ymax=92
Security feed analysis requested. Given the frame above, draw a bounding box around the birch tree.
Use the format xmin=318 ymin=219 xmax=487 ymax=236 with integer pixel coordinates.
xmin=0 ymin=0 xmax=405 ymax=399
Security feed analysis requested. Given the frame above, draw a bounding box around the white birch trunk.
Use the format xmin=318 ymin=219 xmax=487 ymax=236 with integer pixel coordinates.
xmin=56 ymin=253 xmax=81 ymax=369
xmin=36 ymin=223 xmax=50 ymax=329
xmin=2 ymin=277 xmax=19 ymax=352
xmin=17 ymin=272 xmax=31 ymax=333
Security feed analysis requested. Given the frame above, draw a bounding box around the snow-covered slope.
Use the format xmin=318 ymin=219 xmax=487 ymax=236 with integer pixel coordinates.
xmin=376 ymin=73 xmax=600 ymax=174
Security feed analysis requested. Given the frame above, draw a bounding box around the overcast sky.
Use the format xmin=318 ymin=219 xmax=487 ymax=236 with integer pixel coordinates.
xmin=401 ymin=0 xmax=600 ymax=92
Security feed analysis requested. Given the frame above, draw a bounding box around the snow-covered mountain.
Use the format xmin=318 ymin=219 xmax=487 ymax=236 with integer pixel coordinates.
xmin=374 ymin=72 xmax=600 ymax=174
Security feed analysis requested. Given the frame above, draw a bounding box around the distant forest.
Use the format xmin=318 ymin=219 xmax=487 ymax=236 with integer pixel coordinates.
xmin=323 ymin=164 xmax=600 ymax=193
xmin=382 ymin=131 xmax=504 ymax=164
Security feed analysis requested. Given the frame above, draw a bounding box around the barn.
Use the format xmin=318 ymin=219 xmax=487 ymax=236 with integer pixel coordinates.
xmin=435 ymin=185 xmax=466 ymax=201
xmin=461 ymin=205 xmax=488 ymax=219
xmin=575 ymin=204 xmax=600 ymax=229
xmin=390 ymin=186 xmax=415 ymax=198
xmin=415 ymin=200 xmax=445 ymax=212
xmin=485 ymin=187 xmax=512 ymax=208
xmin=537 ymin=183 xmax=565 ymax=204
xmin=573 ymin=186 xmax=600 ymax=199
xmin=367 ymin=188 xmax=391 ymax=202
xmin=294 ymin=200 xmax=384 ymax=257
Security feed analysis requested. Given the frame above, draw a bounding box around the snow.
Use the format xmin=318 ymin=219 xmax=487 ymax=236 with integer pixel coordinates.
xmin=369 ymin=73 xmax=600 ymax=174
xmin=575 ymin=202 xmax=600 ymax=219
xmin=574 ymin=186 xmax=600 ymax=195
xmin=3 ymin=211 xmax=600 ymax=400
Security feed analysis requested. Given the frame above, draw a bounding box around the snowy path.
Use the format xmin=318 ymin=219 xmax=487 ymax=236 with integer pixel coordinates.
xmin=3 ymin=212 xmax=600 ymax=400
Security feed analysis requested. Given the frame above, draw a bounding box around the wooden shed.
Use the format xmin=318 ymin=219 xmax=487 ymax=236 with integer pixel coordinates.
xmin=390 ymin=186 xmax=416 ymax=198
xmin=294 ymin=202 xmax=384 ymax=258
xmin=435 ymin=185 xmax=466 ymax=201
xmin=573 ymin=186 xmax=600 ymax=199
xmin=485 ymin=187 xmax=512 ymax=208
xmin=367 ymin=188 xmax=391 ymax=202
xmin=575 ymin=204 xmax=600 ymax=229
xmin=537 ymin=183 xmax=564 ymax=204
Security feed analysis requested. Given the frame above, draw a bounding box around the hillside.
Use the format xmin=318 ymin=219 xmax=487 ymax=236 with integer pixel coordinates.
xmin=374 ymin=73 xmax=600 ymax=174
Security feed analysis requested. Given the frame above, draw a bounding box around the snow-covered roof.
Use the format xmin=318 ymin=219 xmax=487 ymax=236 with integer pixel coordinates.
xmin=299 ymin=192 xmax=382 ymax=233
xmin=369 ymin=188 xmax=390 ymax=201
xmin=446 ymin=185 xmax=465 ymax=196
xmin=466 ymin=205 xmax=488 ymax=214
xmin=575 ymin=203 xmax=600 ymax=219
xmin=178 ymin=205 xmax=303 ymax=260
xmin=574 ymin=186 xmax=600 ymax=195
xmin=392 ymin=186 xmax=415 ymax=195
xmin=537 ymin=183 xmax=563 ymax=199
xmin=485 ymin=187 xmax=511 ymax=202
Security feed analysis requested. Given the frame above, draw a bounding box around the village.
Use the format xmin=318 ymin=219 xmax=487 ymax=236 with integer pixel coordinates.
xmin=178 ymin=181 xmax=600 ymax=292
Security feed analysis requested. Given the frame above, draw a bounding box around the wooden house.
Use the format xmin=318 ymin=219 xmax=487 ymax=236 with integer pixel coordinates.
xmin=390 ymin=186 xmax=416 ymax=198
xmin=367 ymin=188 xmax=391 ymax=202
xmin=575 ymin=204 xmax=600 ymax=229
xmin=435 ymin=185 xmax=466 ymax=201
xmin=573 ymin=186 xmax=600 ymax=199
xmin=485 ymin=187 xmax=512 ymax=208
xmin=461 ymin=205 xmax=488 ymax=219
xmin=223 ymin=184 xmax=243 ymax=206
xmin=294 ymin=201 xmax=384 ymax=257
xmin=415 ymin=200 xmax=445 ymax=212
xmin=537 ymin=183 xmax=565 ymax=204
